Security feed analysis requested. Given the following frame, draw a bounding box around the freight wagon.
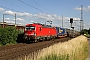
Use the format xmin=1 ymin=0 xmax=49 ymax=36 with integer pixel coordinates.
xmin=66 ymin=28 xmax=80 ymax=38
xmin=56 ymin=27 xmax=67 ymax=38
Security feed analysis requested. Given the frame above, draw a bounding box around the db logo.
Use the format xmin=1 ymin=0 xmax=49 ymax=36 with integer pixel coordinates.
xmin=85 ymin=58 xmax=90 ymax=60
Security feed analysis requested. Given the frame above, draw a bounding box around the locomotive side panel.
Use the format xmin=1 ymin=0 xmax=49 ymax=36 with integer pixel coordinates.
xmin=37 ymin=27 xmax=57 ymax=40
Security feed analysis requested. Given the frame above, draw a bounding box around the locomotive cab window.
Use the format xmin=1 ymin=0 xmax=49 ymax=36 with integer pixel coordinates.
xmin=25 ymin=26 xmax=35 ymax=30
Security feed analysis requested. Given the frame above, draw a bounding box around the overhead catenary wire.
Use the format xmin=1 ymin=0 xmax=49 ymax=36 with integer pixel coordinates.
xmin=0 ymin=0 xmax=59 ymax=26
xmin=0 ymin=1 xmax=50 ymax=25
xmin=30 ymin=0 xmax=53 ymax=14
xmin=0 ymin=0 xmax=47 ymax=14
xmin=2 ymin=0 xmax=26 ymax=12
xmin=18 ymin=0 xmax=48 ymax=14
xmin=1 ymin=0 xmax=55 ymax=17
xmin=1 ymin=0 xmax=51 ymax=14
xmin=0 ymin=5 xmax=24 ymax=14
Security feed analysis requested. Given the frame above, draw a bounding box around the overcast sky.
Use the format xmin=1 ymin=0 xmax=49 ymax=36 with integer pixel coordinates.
xmin=0 ymin=0 xmax=90 ymax=31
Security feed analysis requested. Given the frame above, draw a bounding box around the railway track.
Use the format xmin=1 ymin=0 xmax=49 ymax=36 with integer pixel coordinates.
xmin=0 ymin=37 xmax=71 ymax=60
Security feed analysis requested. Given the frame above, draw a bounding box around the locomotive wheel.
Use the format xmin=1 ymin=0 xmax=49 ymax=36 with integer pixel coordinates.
xmin=34 ymin=39 xmax=38 ymax=43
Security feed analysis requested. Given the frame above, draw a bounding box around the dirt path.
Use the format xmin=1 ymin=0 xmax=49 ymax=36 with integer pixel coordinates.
xmin=0 ymin=37 xmax=71 ymax=60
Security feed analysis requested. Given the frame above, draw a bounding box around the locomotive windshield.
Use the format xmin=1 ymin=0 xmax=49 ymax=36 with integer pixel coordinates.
xmin=25 ymin=26 xmax=35 ymax=30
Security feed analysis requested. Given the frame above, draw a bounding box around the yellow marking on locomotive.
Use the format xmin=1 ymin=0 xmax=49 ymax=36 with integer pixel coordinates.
xmin=59 ymin=28 xmax=63 ymax=33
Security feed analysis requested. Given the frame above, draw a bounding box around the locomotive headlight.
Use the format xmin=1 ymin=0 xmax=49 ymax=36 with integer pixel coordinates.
xmin=29 ymin=33 xmax=36 ymax=36
xmin=25 ymin=33 xmax=28 ymax=35
xmin=25 ymin=33 xmax=36 ymax=36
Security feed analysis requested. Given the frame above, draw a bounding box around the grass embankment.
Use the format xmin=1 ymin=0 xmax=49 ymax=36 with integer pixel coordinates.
xmin=36 ymin=35 xmax=88 ymax=60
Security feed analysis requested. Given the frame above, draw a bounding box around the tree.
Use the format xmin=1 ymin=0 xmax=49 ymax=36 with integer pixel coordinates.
xmin=88 ymin=28 xmax=90 ymax=35
xmin=80 ymin=29 xmax=88 ymax=35
xmin=0 ymin=26 xmax=20 ymax=45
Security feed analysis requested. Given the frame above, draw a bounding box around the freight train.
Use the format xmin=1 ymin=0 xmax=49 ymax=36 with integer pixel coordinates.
xmin=23 ymin=23 xmax=80 ymax=43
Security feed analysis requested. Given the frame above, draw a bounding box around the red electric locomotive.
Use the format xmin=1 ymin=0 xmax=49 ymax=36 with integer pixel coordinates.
xmin=24 ymin=23 xmax=57 ymax=42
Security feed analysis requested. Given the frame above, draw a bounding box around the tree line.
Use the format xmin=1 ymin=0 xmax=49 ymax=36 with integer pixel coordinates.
xmin=80 ymin=28 xmax=90 ymax=35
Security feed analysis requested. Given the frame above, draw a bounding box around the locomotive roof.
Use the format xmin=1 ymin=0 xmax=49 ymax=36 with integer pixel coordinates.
xmin=26 ymin=23 xmax=53 ymax=28
xmin=34 ymin=23 xmax=52 ymax=28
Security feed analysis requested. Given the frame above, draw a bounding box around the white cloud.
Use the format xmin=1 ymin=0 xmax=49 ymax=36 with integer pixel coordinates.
xmin=4 ymin=10 xmax=32 ymax=17
xmin=73 ymin=17 xmax=80 ymax=20
xmin=0 ymin=7 xmax=82 ymax=28
xmin=18 ymin=23 xmax=22 ymax=24
xmin=30 ymin=20 xmax=34 ymax=23
xmin=33 ymin=13 xmax=63 ymax=21
xmin=3 ymin=9 xmax=80 ymax=23
xmin=33 ymin=13 xmax=53 ymax=20
xmin=4 ymin=18 xmax=10 ymax=20
xmin=5 ymin=21 xmax=15 ymax=23
xmin=33 ymin=13 xmax=54 ymax=21
xmin=87 ymin=6 xmax=90 ymax=11
xmin=0 ymin=7 xmax=4 ymax=11
xmin=4 ymin=17 xmax=25 ymax=21
xmin=52 ymin=14 xmax=62 ymax=20
xmin=64 ymin=17 xmax=70 ymax=20
xmin=4 ymin=17 xmax=25 ymax=24
xmin=74 ymin=7 xmax=81 ymax=10
xmin=15 ymin=12 xmax=32 ymax=17
xmin=16 ymin=18 xmax=25 ymax=22
xmin=4 ymin=17 xmax=14 ymax=23
xmin=32 ymin=13 xmax=81 ymax=27
xmin=4 ymin=10 xmax=15 ymax=15
xmin=3 ymin=12 xmax=81 ymax=27
xmin=74 ymin=5 xmax=90 ymax=11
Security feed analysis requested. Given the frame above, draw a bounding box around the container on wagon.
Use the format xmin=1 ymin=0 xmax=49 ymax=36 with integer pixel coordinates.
xmin=56 ymin=27 xmax=66 ymax=38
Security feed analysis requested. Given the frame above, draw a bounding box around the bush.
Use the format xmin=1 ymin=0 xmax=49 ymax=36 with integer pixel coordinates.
xmin=0 ymin=26 xmax=20 ymax=45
